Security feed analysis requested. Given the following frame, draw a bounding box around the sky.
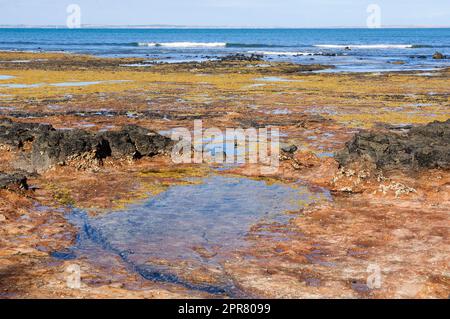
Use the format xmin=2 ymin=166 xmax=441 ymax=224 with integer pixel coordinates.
xmin=0 ymin=0 xmax=449 ymax=27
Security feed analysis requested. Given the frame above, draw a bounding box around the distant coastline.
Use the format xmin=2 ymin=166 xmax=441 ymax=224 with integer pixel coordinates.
xmin=1 ymin=25 xmax=450 ymax=29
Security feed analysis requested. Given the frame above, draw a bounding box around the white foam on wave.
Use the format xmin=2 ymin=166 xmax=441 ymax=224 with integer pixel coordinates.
xmin=314 ymin=44 xmax=413 ymax=49
xmin=137 ymin=42 xmax=227 ymax=48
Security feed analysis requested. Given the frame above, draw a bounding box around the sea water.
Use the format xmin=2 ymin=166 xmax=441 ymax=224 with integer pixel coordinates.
xmin=0 ymin=28 xmax=449 ymax=72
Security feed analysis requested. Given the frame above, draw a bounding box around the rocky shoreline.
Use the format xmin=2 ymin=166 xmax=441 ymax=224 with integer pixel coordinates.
xmin=2 ymin=117 xmax=448 ymax=175
xmin=0 ymin=51 xmax=448 ymax=299
xmin=0 ymin=118 xmax=173 ymax=173
xmin=336 ymin=119 xmax=450 ymax=170
xmin=0 ymin=172 xmax=28 ymax=190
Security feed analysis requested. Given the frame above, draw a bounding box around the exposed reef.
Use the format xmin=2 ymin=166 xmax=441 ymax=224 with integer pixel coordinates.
xmin=336 ymin=119 xmax=450 ymax=170
xmin=219 ymin=53 xmax=264 ymax=62
xmin=0 ymin=118 xmax=173 ymax=173
xmin=432 ymin=51 xmax=447 ymax=60
xmin=0 ymin=172 xmax=28 ymax=190
xmin=0 ymin=51 xmax=449 ymax=299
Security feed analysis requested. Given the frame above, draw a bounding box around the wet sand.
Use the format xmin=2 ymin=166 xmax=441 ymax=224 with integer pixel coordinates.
xmin=0 ymin=51 xmax=448 ymax=298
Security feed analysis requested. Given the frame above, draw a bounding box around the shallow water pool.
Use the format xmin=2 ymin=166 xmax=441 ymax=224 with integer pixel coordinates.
xmin=61 ymin=175 xmax=329 ymax=295
xmin=0 ymin=83 xmax=42 ymax=88
xmin=50 ymin=80 xmax=131 ymax=87
xmin=0 ymin=75 xmax=15 ymax=80
xmin=255 ymin=76 xmax=304 ymax=82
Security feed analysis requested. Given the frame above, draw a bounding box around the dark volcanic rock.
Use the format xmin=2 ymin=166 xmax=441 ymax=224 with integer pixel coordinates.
xmin=31 ymin=129 xmax=109 ymax=170
xmin=281 ymin=144 xmax=298 ymax=154
xmin=432 ymin=51 xmax=446 ymax=60
xmin=99 ymin=125 xmax=173 ymax=159
xmin=220 ymin=54 xmax=264 ymax=62
xmin=100 ymin=130 xmax=136 ymax=158
xmin=121 ymin=125 xmax=174 ymax=157
xmin=336 ymin=119 xmax=450 ymax=170
xmin=0 ymin=172 xmax=28 ymax=190
xmin=0 ymin=118 xmax=173 ymax=172
xmin=0 ymin=110 xmax=222 ymax=121
xmin=0 ymin=118 xmax=53 ymax=149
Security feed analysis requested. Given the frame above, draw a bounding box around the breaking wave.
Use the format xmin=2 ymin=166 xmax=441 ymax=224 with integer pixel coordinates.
xmin=314 ymin=44 xmax=415 ymax=49
xmin=5 ymin=41 xmax=445 ymax=50
xmin=135 ymin=42 xmax=288 ymax=48
xmin=136 ymin=42 xmax=227 ymax=48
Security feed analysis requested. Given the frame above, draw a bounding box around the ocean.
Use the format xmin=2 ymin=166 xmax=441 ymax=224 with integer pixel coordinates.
xmin=0 ymin=28 xmax=449 ymax=72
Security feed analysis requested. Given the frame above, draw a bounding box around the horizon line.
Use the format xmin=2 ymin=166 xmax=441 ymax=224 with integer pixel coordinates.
xmin=1 ymin=24 xmax=450 ymax=29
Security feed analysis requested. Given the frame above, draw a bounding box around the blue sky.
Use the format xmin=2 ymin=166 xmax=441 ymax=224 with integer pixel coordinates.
xmin=0 ymin=0 xmax=449 ymax=27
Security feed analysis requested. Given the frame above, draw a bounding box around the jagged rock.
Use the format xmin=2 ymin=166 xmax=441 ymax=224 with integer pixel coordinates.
xmin=100 ymin=130 xmax=137 ymax=159
xmin=31 ymin=129 xmax=110 ymax=171
xmin=0 ymin=172 xmax=28 ymax=190
xmin=0 ymin=118 xmax=174 ymax=172
xmin=432 ymin=52 xmax=446 ymax=59
xmin=102 ymin=125 xmax=173 ymax=158
xmin=320 ymin=53 xmax=338 ymax=57
xmin=220 ymin=54 xmax=264 ymax=62
xmin=336 ymin=119 xmax=450 ymax=170
xmin=0 ymin=118 xmax=53 ymax=149
xmin=281 ymin=144 xmax=298 ymax=154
